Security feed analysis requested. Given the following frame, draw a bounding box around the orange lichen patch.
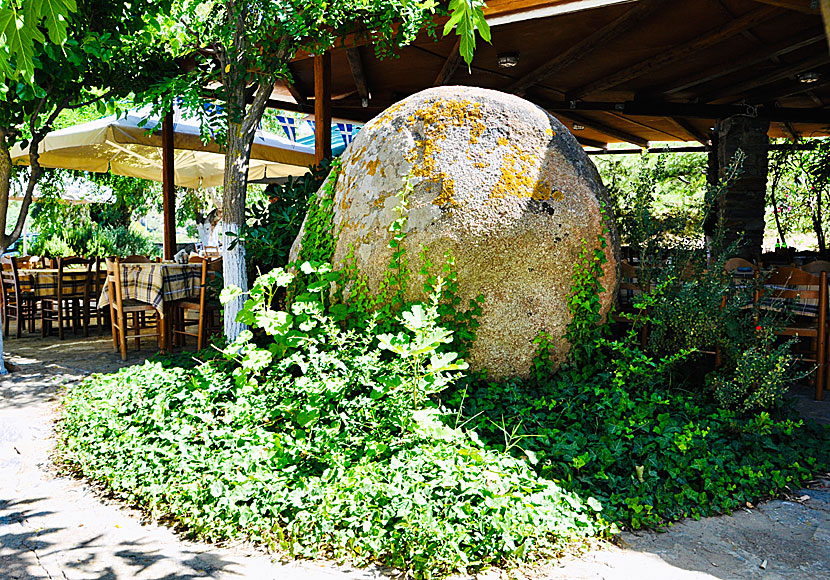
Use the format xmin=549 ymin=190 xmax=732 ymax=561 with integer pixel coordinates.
xmin=371 ymin=191 xmax=394 ymax=209
xmin=491 ymin=145 xmax=558 ymax=202
xmin=545 ymin=128 xmax=555 ymax=137
xmin=375 ymin=101 xmax=406 ymax=127
xmin=474 ymin=162 xmax=489 ymax=169
xmin=365 ymin=159 xmax=381 ymax=176
xmin=432 ymin=175 xmax=457 ymax=207
xmin=497 ymin=136 xmax=508 ymax=147
xmin=402 ymin=98 xmax=488 ymax=208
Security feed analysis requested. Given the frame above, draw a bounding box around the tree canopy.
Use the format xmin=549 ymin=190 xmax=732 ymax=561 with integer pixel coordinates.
xmin=136 ymin=0 xmax=490 ymax=340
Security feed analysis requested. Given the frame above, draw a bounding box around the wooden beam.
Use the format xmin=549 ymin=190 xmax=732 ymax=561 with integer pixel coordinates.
xmin=346 ymin=48 xmax=371 ymax=107
xmin=566 ymin=6 xmax=779 ymax=100
xmin=314 ymin=52 xmax=332 ymax=164
xmin=541 ymin=99 xmax=830 ymax=123
xmin=559 ymin=112 xmax=650 ymax=146
xmin=781 ymin=120 xmax=801 ymax=141
xmin=575 ymin=136 xmax=609 ymax=149
xmin=161 ymin=110 xmax=176 ymax=260
xmin=749 ymin=74 xmax=830 ymax=103
xmin=609 ymin=111 xmax=686 ymax=141
xmin=433 ymin=38 xmax=463 ymax=86
xmin=751 ymin=0 xmax=818 ymax=14
xmin=504 ymin=0 xmax=664 ymax=95
xmin=822 ymin=0 xmax=830 ymax=55
xmin=659 ymin=33 xmax=825 ymax=96
xmin=669 ymin=117 xmax=710 ymax=145
xmin=281 ymin=81 xmax=306 ymax=106
xmin=707 ymin=54 xmax=830 ymax=102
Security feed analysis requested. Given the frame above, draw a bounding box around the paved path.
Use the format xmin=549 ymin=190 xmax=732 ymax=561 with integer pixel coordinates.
xmin=1 ymin=334 xmax=829 ymax=579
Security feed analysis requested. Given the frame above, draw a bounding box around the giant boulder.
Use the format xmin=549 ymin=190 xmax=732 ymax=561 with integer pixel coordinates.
xmin=291 ymin=86 xmax=619 ymax=378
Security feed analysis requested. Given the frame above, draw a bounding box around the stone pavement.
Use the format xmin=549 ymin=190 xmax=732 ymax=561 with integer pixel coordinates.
xmin=1 ymin=333 xmax=829 ymax=579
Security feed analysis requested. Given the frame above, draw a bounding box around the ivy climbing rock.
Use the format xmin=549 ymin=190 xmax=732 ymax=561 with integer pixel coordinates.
xmin=291 ymin=86 xmax=619 ymax=378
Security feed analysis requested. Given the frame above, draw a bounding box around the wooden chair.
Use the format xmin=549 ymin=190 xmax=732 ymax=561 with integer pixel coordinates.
xmin=122 ymin=254 xmax=153 ymax=263
xmin=105 ymin=256 xmax=163 ymax=361
xmin=0 ymin=256 xmax=37 ymax=338
xmin=802 ymin=260 xmax=830 ymax=275
xmin=171 ymin=256 xmax=223 ymax=351
xmin=724 ymin=257 xmax=757 ymax=274
xmin=760 ymin=267 xmax=829 ymax=400
xmin=612 ymin=261 xmax=648 ymax=348
xmin=203 ymin=245 xmax=222 ymax=258
xmin=86 ymin=257 xmax=108 ymax=335
xmin=40 ymin=257 xmax=94 ymax=339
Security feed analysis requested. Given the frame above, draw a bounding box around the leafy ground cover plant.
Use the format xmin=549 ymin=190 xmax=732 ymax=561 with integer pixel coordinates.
xmin=447 ymin=241 xmax=830 ymax=530
xmin=59 ymin=264 xmax=606 ymax=579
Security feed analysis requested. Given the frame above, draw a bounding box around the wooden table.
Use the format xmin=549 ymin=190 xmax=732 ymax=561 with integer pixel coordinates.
xmin=18 ymin=267 xmax=105 ymax=298
xmin=98 ymin=262 xmax=202 ymax=350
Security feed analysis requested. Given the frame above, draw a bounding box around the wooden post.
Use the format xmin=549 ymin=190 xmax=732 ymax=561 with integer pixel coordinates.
xmin=822 ymin=0 xmax=830 ymax=56
xmin=314 ymin=52 xmax=332 ymax=165
xmin=161 ymin=109 xmax=176 ymax=260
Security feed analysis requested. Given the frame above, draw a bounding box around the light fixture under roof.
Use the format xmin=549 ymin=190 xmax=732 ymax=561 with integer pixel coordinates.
xmin=797 ymin=71 xmax=820 ymax=84
xmin=497 ymin=52 xmax=520 ymax=68
xmin=572 ymin=123 xmax=585 ymax=131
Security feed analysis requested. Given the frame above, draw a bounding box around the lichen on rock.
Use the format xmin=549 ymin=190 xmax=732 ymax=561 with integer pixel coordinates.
xmin=290 ymin=86 xmax=620 ymax=378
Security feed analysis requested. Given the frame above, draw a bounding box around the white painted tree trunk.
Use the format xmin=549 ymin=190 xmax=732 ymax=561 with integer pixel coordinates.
xmin=222 ymin=221 xmax=248 ymax=339
xmin=0 ymin=331 xmax=7 ymax=375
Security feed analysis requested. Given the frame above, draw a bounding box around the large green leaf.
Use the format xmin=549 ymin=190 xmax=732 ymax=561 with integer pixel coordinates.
xmin=30 ymin=0 xmax=76 ymax=45
xmin=445 ymin=0 xmax=491 ymax=69
xmin=0 ymin=0 xmax=74 ymax=84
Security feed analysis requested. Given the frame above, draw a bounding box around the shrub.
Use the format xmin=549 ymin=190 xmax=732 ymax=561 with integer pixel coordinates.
xmin=234 ymin=164 xmax=330 ymax=281
xmin=59 ymin=265 xmax=606 ymax=578
xmin=711 ymin=331 xmax=797 ymax=412
xmin=449 ymin=242 xmax=830 ymax=530
xmin=31 ymin=223 xmax=159 ymax=258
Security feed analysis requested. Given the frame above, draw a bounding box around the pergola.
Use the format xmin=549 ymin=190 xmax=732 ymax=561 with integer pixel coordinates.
xmin=284 ymin=0 xmax=830 ymax=148
xmin=144 ymin=0 xmax=830 ymax=258
xmin=239 ymin=0 xmax=829 ymax=257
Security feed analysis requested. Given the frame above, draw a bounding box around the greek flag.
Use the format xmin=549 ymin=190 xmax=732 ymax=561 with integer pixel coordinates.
xmin=336 ymin=123 xmax=361 ymax=147
xmin=276 ymin=115 xmax=304 ymax=141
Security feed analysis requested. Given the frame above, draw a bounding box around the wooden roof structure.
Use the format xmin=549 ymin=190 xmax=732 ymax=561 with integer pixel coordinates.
xmin=270 ymin=0 xmax=830 ymax=151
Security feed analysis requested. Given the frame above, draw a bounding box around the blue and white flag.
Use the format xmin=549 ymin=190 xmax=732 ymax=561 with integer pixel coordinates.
xmin=276 ymin=115 xmax=305 ymax=141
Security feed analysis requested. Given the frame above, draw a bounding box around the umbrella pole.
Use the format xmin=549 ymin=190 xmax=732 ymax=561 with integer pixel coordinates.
xmin=162 ymin=109 xmax=177 ymax=260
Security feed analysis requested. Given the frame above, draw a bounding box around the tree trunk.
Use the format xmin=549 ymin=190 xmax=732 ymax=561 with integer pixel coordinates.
xmin=221 ymin=125 xmax=251 ymax=339
xmin=221 ymin=81 xmax=274 ymax=339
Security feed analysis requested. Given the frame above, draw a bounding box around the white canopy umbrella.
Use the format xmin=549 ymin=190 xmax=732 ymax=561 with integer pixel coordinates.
xmin=9 ymin=107 xmax=316 ymax=188
xmin=9 ymin=174 xmax=115 ymax=204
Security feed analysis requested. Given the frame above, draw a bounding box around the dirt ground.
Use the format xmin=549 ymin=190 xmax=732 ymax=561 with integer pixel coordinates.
xmin=1 ymin=333 xmax=829 ymax=580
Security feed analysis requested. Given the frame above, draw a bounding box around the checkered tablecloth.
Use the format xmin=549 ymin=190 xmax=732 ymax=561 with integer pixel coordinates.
xmin=760 ymin=284 xmax=822 ymax=318
xmin=18 ymin=268 xmax=104 ymax=299
xmin=98 ymin=263 xmax=202 ymax=313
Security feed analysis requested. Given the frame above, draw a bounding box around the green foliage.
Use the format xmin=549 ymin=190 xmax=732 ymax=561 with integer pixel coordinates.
xmin=0 ymin=0 xmax=77 ymax=84
xmin=444 ymin=0 xmax=491 ymax=68
xmin=61 ymin=264 xmax=605 ymax=578
xmin=712 ymin=331 xmax=797 ymax=412
xmin=564 ymin=236 xmax=608 ymax=368
xmin=235 ymin=164 xmax=329 ymax=280
xmin=767 ymin=138 xmax=830 ymax=255
xmin=448 ymin=244 xmax=830 ymax=530
xmin=86 ymin=172 xmax=159 ymax=228
xmin=451 ymin=367 xmax=829 ymax=530
xmin=30 ymin=222 xmax=158 ymax=258
xmin=0 ymin=0 xmax=176 ymax=255
xmin=597 ymin=151 xmax=707 ymax=254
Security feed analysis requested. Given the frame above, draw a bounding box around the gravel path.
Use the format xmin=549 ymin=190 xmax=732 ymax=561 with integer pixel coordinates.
xmin=1 ymin=335 xmax=829 ymax=579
